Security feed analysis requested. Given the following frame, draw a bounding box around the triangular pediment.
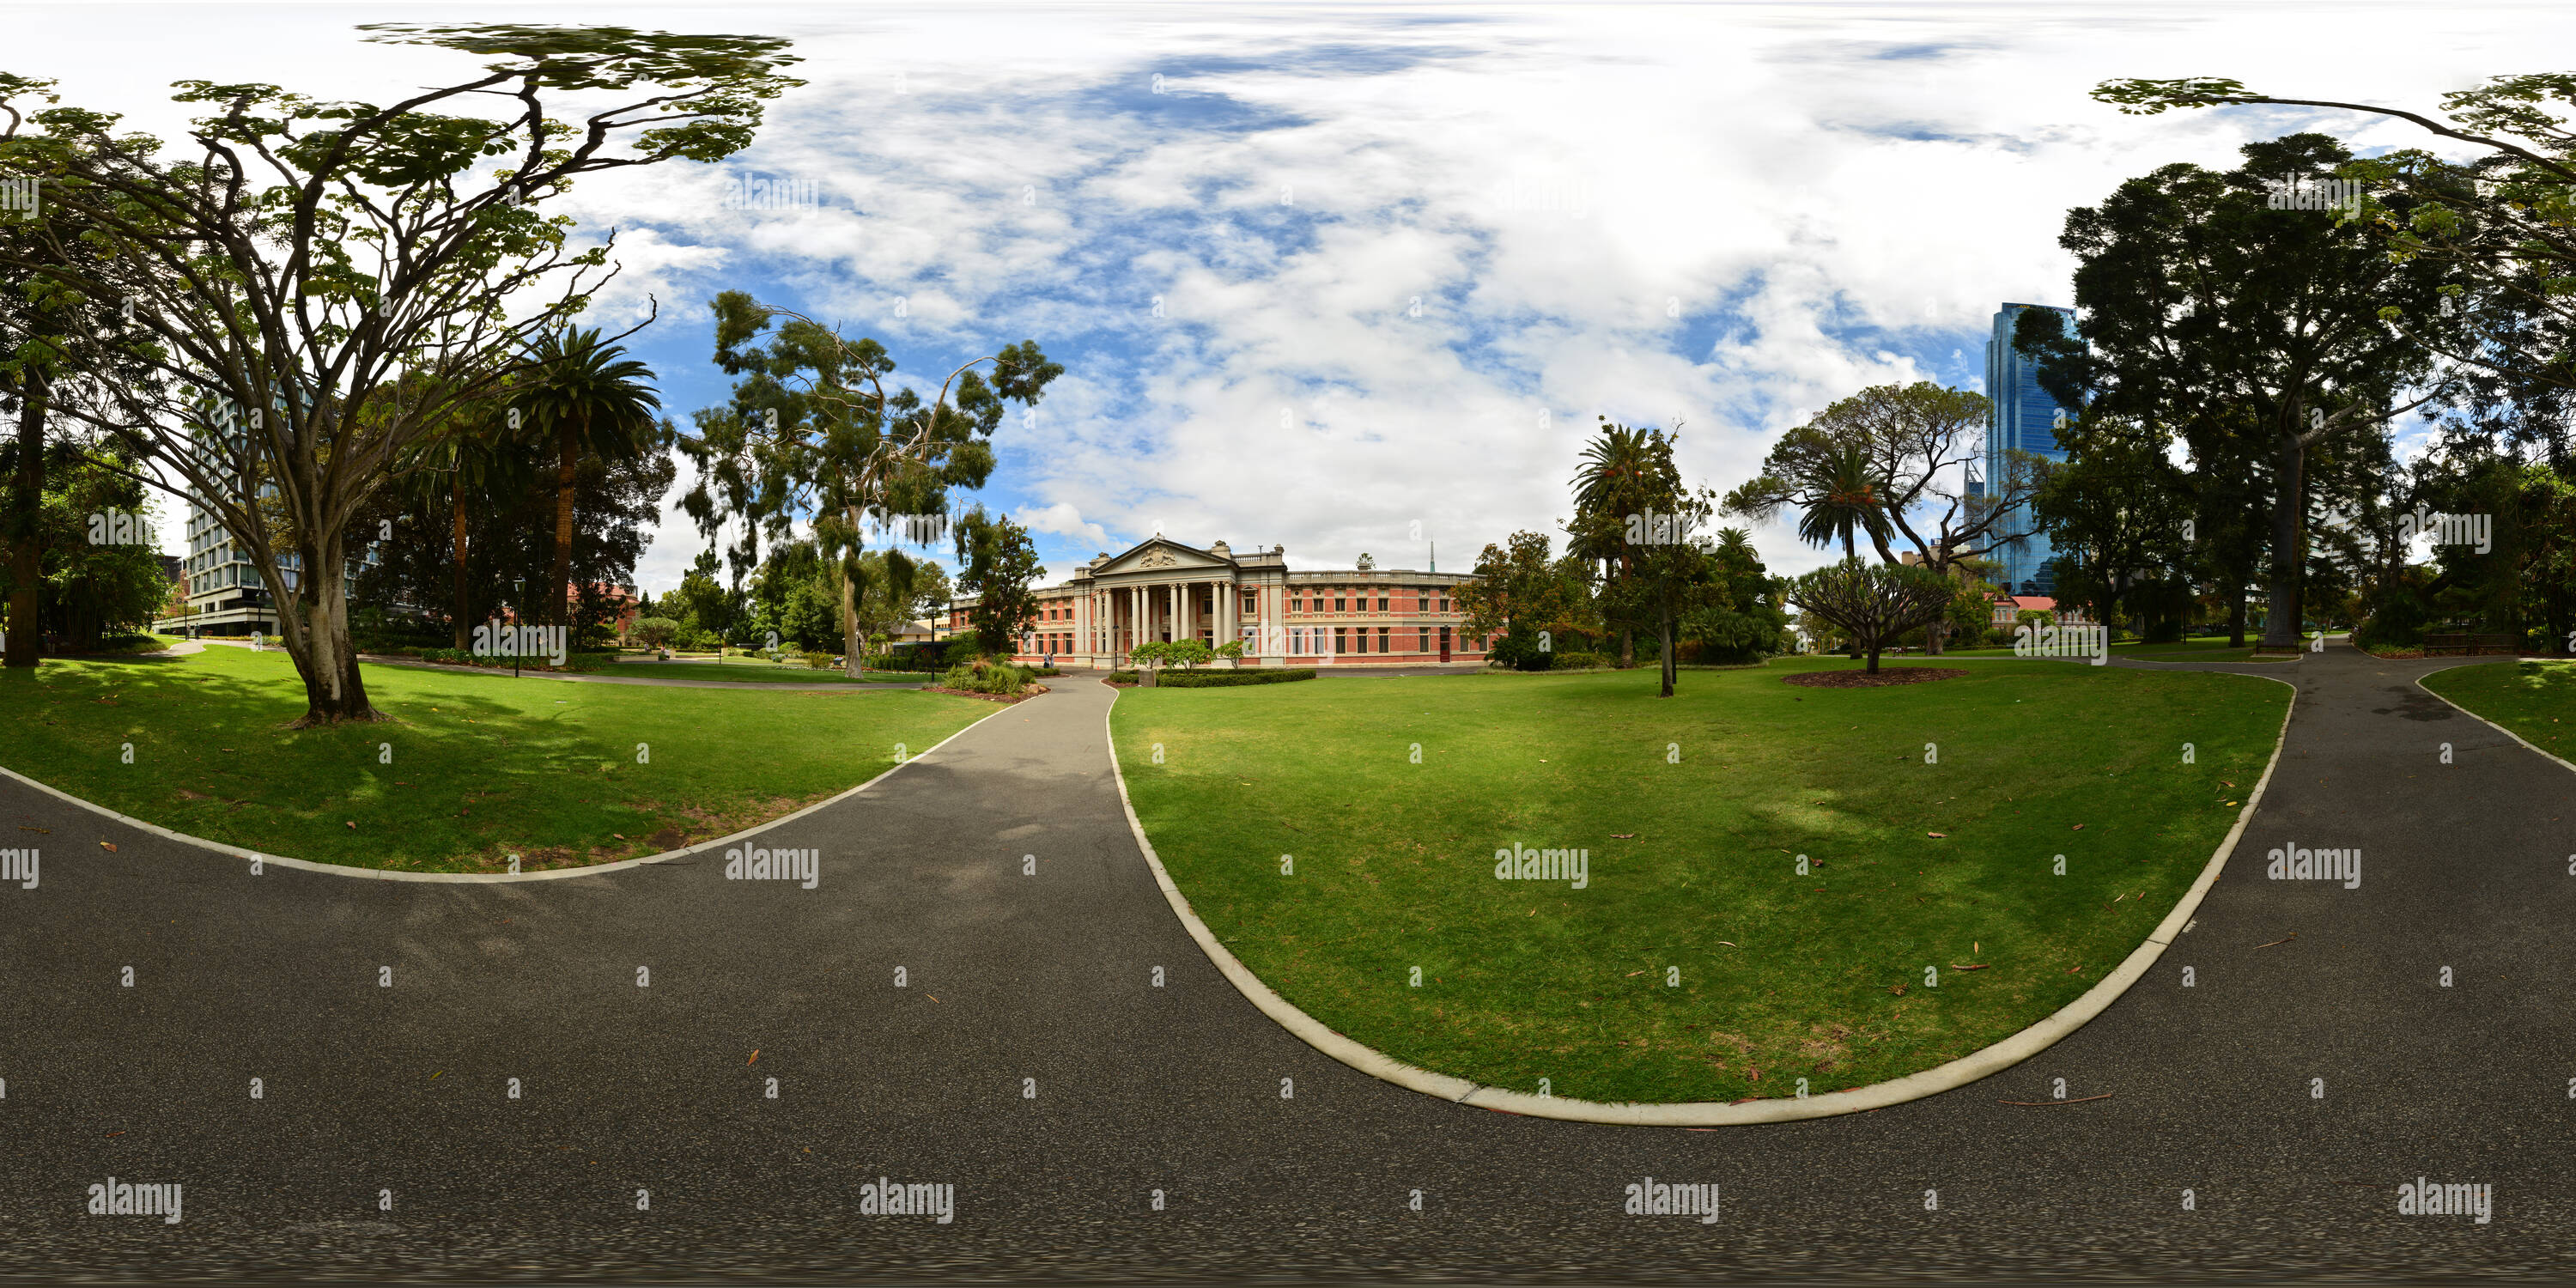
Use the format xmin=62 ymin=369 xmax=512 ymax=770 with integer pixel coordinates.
xmin=1094 ymin=537 xmax=1235 ymax=577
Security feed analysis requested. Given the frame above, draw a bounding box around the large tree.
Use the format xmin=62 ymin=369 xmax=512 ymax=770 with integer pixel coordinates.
xmin=0 ymin=26 xmax=801 ymax=721
xmin=951 ymin=507 xmax=1042 ymax=657
xmin=1784 ymin=559 xmax=1957 ymax=675
xmin=677 ymin=293 xmax=1060 ymax=677
xmin=1725 ymin=381 xmax=2038 ymax=653
xmin=2013 ymin=133 xmax=2458 ymax=648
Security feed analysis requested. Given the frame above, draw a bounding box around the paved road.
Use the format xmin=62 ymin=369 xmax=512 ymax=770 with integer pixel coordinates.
xmin=0 ymin=646 xmax=2569 ymax=1280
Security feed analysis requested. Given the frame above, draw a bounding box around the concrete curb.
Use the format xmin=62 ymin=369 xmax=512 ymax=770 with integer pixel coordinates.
xmin=0 ymin=698 xmax=1017 ymax=884
xmin=2416 ymin=660 xmax=2576 ymax=778
xmin=1108 ymin=670 xmax=2300 ymax=1125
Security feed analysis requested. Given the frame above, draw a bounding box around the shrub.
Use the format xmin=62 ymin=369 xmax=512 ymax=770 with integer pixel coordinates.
xmin=629 ymin=617 xmax=682 ymax=651
xmin=1106 ymin=670 xmax=1139 ymax=684
xmin=940 ymin=658 xmax=1033 ymax=696
xmin=801 ymin=650 xmax=837 ymax=670
xmin=942 ymin=639 xmax=984 ymax=666
xmin=1550 ymin=649 xmax=1613 ymax=670
xmin=1155 ymin=668 xmax=1315 ymax=687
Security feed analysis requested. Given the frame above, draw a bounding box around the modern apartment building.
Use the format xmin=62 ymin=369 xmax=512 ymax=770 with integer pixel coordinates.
xmin=155 ymin=398 xmax=377 ymax=637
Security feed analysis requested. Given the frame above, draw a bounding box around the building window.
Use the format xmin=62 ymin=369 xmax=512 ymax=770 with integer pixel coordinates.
xmin=1334 ymin=627 xmax=1347 ymax=653
xmin=1332 ymin=596 xmax=1345 ymax=613
xmin=1376 ymin=596 xmax=1388 ymax=612
xmin=1377 ymin=627 xmax=1390 ymax=652
xmin=1418 ymin=628 xmax=1431 ymax=652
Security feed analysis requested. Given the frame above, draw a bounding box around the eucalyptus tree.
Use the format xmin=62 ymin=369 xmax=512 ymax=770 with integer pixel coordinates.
xmin=676 ymin=290 xmax=1061 ymax=677
xmin=2098 ymin=75 xmax=2576 ymax=398
xmin=0 ymin=26 xmax=802 ymax=722
xmin=2012 ymin=133 xmax=2458 ymax=648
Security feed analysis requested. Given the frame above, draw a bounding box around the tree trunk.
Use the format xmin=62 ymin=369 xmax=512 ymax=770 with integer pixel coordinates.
xmin=1619 ymin=627 xmax=1633 ymax=670
xmin=2227 ymin=589 xmax=2247 ymax=649
xmin=552 ymin=421 xmax=580 ymax=638
xmin=1925 ymin=617 xmax=1947 ymax=656
xmin=1864 ymin=640 xmax=1882 ymax=674
xmin=5 ymin=373 xmax=46 ymax=667
xmin=841 ymin=504 xmax=866 ymax=679
xmin=452 ymin=486 xmax=471 ymax=650
xmin=277 ymin=538 xmax=378 ymax=726
xmin=2259 ymin=430 xmax=2308 ymax=648
xmin=1657 ymin=599 xmax=1675 ymax=697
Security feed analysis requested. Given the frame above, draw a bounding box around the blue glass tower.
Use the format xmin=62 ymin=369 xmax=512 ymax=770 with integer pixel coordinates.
xmin=1983 ymin=303 xmax=2078 ymax=596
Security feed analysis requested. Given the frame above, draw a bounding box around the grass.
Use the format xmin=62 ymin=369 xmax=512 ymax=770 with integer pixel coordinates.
xmin=0 ymin=644 xmax=992 ymax=872
xmin=1113 ymin=658 xmax=2289 ymax=1105
xmin=2420 ymin=659 xmax=2576 ymax=760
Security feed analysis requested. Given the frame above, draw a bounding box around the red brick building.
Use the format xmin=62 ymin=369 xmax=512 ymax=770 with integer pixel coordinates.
xmin=949 ymin=536 xmax=1489 ymax=668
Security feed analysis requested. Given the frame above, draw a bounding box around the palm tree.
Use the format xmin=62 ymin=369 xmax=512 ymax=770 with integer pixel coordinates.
xmin=514 ymin=329 xmax=662 ymax=637
xmin=1797 ymin=444 xmax=1893 ymax=560
xmin=1567 ymin=418 xmax=1665 ymax=667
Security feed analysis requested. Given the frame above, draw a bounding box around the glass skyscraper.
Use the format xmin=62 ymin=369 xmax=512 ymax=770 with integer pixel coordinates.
xmin=1982 ymin=302 xmax=2078 ymax=596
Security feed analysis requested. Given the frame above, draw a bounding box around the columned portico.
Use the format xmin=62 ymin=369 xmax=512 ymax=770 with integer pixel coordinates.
xmin=949 ymin=536 xmax=1486 ymax=670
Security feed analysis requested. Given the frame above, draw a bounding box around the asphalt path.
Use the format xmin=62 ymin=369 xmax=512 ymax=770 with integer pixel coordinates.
xmin=1 ymin=644 xmax=2570 ymax=1281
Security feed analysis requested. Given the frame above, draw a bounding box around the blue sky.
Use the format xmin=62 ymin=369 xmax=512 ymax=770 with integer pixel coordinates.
xmin=15 ymin=0 xmax=2551 ymax=595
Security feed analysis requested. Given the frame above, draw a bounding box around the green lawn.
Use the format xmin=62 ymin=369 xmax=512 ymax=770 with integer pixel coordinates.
xmin=2421 ymin=659 xmax=2576 ymax=761
xmin=0 ymin=645 xmax=991 ymax=872
xmin=1114 ymin=659 xmax=2288 ymax=1105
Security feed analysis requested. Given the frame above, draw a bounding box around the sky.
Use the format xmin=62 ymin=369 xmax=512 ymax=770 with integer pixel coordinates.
xmin=9 ymin=0 xmax=2558 ymax=596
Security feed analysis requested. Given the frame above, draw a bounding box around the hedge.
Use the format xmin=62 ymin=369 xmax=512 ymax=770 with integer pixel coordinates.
xmin=1152 ymin=668 xmax=1315 ymax=688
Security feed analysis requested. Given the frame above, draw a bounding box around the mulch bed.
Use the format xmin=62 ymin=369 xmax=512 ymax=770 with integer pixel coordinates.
xmin=919 ymin=685 xmax=1042 ymax=703
xmin=1783 ymin=666 xmax=1970 ymax=689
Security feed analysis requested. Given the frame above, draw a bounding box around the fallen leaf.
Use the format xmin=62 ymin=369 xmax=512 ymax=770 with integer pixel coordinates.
xmin=613 ymin=834 xmax=628 ymax=841
xmin=1949 ymin=963 xmax=1990 ymax=970
xmin=2073 ymin=823 xmax=2086 ymax=830
xmin=747 ymin=1050 xmax=760 ymax=1065
xmin=1890 ymin=983 xmax=1907 ymax=995
xmin=1611 ymin=833 xmax=1637 ymax=840
xmin=99 ymin=841 xmax=116 ymax=852
xmin=1716 ymin=941 xmax=1738 ymax=948
xmin=1927 ymin=832 xmax=1947 ymax=839
xmin=1625 ymin=969 xmax=1644 ymax=977
xmin=345 ymin=822 xmax=356 ymax=830
xmin=18 ymin=826 xmax=49 ymax=834
xmin=430 ymin=1071 xmax=441 ymax=1079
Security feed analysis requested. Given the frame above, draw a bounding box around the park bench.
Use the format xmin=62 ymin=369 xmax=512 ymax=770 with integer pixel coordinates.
xmin=2422 ymin=633 xmax=2519 ymax=656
